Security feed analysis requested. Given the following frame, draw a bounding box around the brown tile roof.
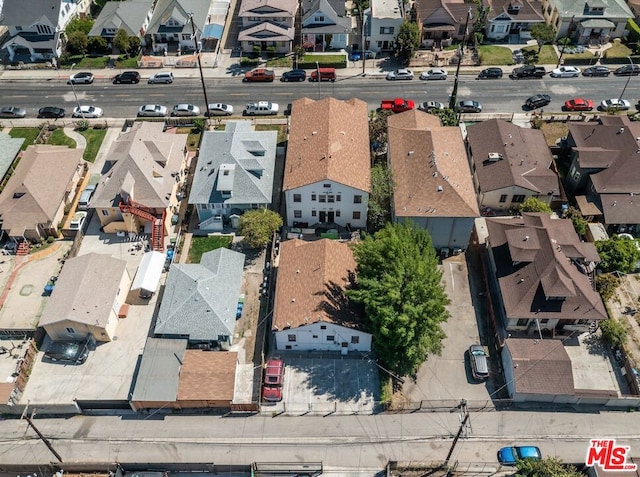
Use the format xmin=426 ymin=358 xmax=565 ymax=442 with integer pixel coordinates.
xmin=388 ymin=110 xmax=479 ymax=218
xmin=486 ymin=213 xmax=607 ymax=323
xmin=467 ymin=119 xmax=560 ymax=196
xmin=0 ymin=145 xmax=82 ymax=237
xmin=506 ymin=338 xmax=575 ymax=396
xmin=272 ymin=239 xmax=364 ymax=331
xmin=177 ymin=350 xmax=237 ymax=402
xmin=483 ymin=0 xmax=544 ymax=22
xmin=284 ymin=98 xmax=370 ymax=192
xmin=414 ymin=0 xmax=470 ymax=28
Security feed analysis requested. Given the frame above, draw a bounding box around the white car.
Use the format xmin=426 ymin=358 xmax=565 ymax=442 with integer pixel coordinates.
xmin=600 ymin=98 xmax=631 ymax=111
xmin=138 ymin=104 xmax=168 ymax=117
xmin=69 ymin=211 xmax=87 ymax=231
xmin=172 ymin=104 xmax=201 ymax=117
xmin=417 ymin=101 xmax=445 ymax=112
xmin=420 ymin=68 xmax=448 ymax=80
xmin=244 ymin=101 xmax=279 ymax=116
xmin=72 ymin=105 xmax=103 ymax=118
xmin=68 ymin=72 xmax=94 ymax=84
xmin=550 ymin=66 xmax=581 ymax=78
xmin=386 ymin=69 xmax=413 ymax=80
xmin=207 ymin=103 xmax=234 ymax=116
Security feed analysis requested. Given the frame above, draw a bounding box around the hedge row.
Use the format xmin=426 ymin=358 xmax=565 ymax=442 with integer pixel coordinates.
xmin=628 ymin=19 xmax=640 ymax=43
xmin=240 ymin=57 xmax=261 ymax=66
xmin=600 ymin=56 xmax=640 ymax=64
xmin=297 ymin=60 xmax=347 ymax=69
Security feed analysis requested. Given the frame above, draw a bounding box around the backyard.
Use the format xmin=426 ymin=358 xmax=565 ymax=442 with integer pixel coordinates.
xmin=187 ymin=235 xmax=233 ymax=263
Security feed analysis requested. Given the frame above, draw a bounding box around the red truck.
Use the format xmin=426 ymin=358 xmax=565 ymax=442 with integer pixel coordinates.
xmin=380 ymin=98 xmax=416 ymax=113
xmin=243 ymin=68 xmax=275 ymax=82
xmin=262 ymin=358 xmax=285 ymax=402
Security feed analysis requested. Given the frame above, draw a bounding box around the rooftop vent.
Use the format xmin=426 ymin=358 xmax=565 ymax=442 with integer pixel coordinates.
xmin=487 ymin=152 xmax=503 ymax=162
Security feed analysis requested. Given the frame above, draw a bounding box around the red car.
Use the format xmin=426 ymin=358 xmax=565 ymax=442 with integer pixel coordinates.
xmin=262 ymin=358 xmax=285 ymax=402
xmin=564 ymin=98 xmax=594 ymax=111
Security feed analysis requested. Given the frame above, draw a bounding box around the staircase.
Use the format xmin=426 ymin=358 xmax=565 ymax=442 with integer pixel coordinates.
xmin=118 ymin=199 xmax=165 ymax=252
xmin=16 ymin=241 xmax=29 ymax=256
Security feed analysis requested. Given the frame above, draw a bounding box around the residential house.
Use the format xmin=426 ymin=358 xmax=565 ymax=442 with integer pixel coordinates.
xmin=130 ymin=338 xmax=238 ymax=411
xmin=189 ymin=121 xmax=277 ymax=232
xmin=301 ymin=0 xmax=353 ymax=51
xmin=0 ymin=0 xmax=92 ymax=62
xmin=387 ymin=110 xmax=479 ymax=251
xmin=0 ymin=131 xmax=25 ymax=182
xmin=483 ymin=0 xmax=544 ymax=41
xmin=466 ymin=119 xmax=560 ymax=213
xmin=90 ymin=122 xmax=188 ymax=251
xmin=364 ymin=0 xmax=405 ymax=52
xmin=272 ymin=239 xmax=372 ymax=352
xmin=144 ymin=0 xmax=210 ymax=54
xmin=284 ymin=98 xmax=370 ymax=229
xmin=201 ymin=0 xmax=232 ymax=52
xmin=154 ymin=248 xmax=245 ymax=348
xmin=0 ymin=145 xmax=83 ymax=242
xmin=541 ymin=0 xmax=633 ymax=44
xmin=564 ymin=115 xmax=640 ymax=230
xmin=238 ymin=0 xmax=297 ymax=53
xmin=485 ymin=212 xmax=607 ymax=342
xmin=88 ymin=0 xmax=155 ymax=45
xmin=39 ymin=253 xmax=131 ymax=342
xmin=411 ymin=0 xmax=471 ymax=47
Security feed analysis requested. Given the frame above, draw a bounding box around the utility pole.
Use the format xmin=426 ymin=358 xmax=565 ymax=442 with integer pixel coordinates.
xmin=21 ymin=407 xmax=63 ymax=463
xmin=443 ymin=399 xmax=470 ymax=468
xmin=190 ymin=14 xmax=211 ymax=127
xmin=448 ymin=7 xmax=473 ymax=111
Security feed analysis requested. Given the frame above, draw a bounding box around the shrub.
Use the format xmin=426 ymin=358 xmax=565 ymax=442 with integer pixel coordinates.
xmin=297 ymin=60 xmax=347 ymax=69
xmin=74 ymin=119 xmax=89 ymax=131
xmin=252 ymin=45 xmax=261 ymax=53
xmin=240 ymin=57 xmax=261 ymax=67
xmin=46 ymin=236 xmax=55 ymax=244
xmin=628 ymin=19 xmax=640 ymax=43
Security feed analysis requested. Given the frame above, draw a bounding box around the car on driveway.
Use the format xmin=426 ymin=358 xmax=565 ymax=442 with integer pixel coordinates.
xmin=69 ymin=211 xmax=87 ymax=231
xmin=550 ymin=65 xmax=581 ymax=77
xmin=38 ymin=106 xmax=65 ymax=118
xmin=600 ymin=98 xmax=631 ymax=111
xmin=72 ymin=105 xmax=103 ymax=118
xmin=497 ymin=446 xmax=542 ymax=465
xmin=386 ymin=68 xmax=413 ymax=80
xmin=137 ymin=104 xmax=168 ymax=117
xmin=418 ymin=100 xmax=445 ymax=112
xmin=0 ymin=106 xmax=26 ymax=118
xmin=68 ymin=71 xmax=94 ymax=84
xmin=420 ymin=68 xmax=447 ymax=80
xmin=563 ymin=98 xmax=594 ymax=111
xmin=477 ymin=67 xmax=503 ymax=79
xmin=525 ymin=94 xmax=551 ymax=109
xmin=262 ymin=358 xmax=285 ymax=402
xmin=113 ymin=70 xmax=141 ymax=84
xmin=457 ymin=100 xmax=482 ymax=113
xmin=583 ymin=66 xmax=610 ymax=77
xmin=281 ymin=69 xmax=307 ymax=82
xmin=614 ymin=64 xmax=640 ymax=76
xmin=172 ymin=103 xmax=200 ymax=116
xmin=206 ymin=103 xmax=234 ymax=116
xmin=44 ymin=337 xmax=92 ymax=364
xmin=468 ymin=344 xmax=489 ymax=381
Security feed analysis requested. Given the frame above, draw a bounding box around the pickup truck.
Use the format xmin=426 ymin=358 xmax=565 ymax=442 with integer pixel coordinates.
xmin=380 ymin=98 xmax=416 ymax=113
xmin=509 ymin=65 xmax=546 ymax=79
xmin=244 ymin=101 xmax=279 ymax=116
xmin=243 ymin=68 xmax=275 ymax=82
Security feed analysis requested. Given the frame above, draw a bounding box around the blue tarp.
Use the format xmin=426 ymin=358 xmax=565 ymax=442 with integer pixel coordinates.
xmin=203 ymin=23 xmax=224 ymax=39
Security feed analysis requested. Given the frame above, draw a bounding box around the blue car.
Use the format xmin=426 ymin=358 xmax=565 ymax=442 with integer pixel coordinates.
xmin=497 ymin=446 xmax=542 ymax=465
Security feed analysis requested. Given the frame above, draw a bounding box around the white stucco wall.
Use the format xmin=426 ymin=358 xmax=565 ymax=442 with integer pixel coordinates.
xmin=275 ymin=321 xmax=372 ymax=352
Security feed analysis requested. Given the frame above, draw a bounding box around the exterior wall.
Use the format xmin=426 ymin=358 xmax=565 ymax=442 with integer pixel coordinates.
xmin=285 ymin=181 xmax=368 ymax=229
xmin=367 ymin=14 xmax=402 ymax=51
xmin=505 ymin=317 xmax=592 ymax=333
xmin=396 ymin=215 xmax=475 ymax=251
xmin=44 ymin=320 xmax=108 ymax=342
xmin=479 ymin=186 xmax=553 ymax=211
xmin=501 ymin=345 xmax=516 ymax=398
xmin=241 ymin=40 xmax=291 ymax=53
xmin=196 ymin=203 xmax=266 ymax=230
xmin=274 ymin=322 xmax=372 ymax=352
xmin=301 ymin=32 xmax=350 ymax=50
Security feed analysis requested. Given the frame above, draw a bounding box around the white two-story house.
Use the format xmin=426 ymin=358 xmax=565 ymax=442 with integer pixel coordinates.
xmin=364 ymin=0 xmax=404 ymax=52
xmin=301 ymin=0 xmax=353 ymax=51
xmin=238 ymin=0 xmax=297 ymax=53
xmin=144 ymin=0 xmax=210 ymax=54
xmin=283 ymin=97 xmax=370 ymax=230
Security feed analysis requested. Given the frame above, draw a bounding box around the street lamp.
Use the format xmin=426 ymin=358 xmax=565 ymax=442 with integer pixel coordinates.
xmin=69 ymin=63 xmax=84 ymax=119
xmin=361 ymin=13 xmax=368 ymax=76
xmin=448 ymin=7 xmax=473 ymax=111
xmin=619 ymin=56 xmax=634 ymax=103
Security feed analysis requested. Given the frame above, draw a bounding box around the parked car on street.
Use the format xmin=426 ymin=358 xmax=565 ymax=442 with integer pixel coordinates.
xmin=281 ymin=69 xmax=307 ymax=82
xmin=243 ymin=68 xmax=275 ymax=82
xmin=525 ymin=94 xmax=551 ymax=109
xmin=68 ymin=71 xmax=94 ymax=84
xmin=417 ymin=101 xmax=444 ymax=112
xmin=563 ymin=98 xmax=594 ymax=111
xmin=550 ymin=65 xmax=581 ymax=78
xmin=457 ymin=100 xmax=482 ymax=113
xmin=386 ymin=68 xmax=413 ymax=80
xmin=497 ymin=446 xmax=542 ymax=465
xmin=0 ymin=106 xmax=26 ymax=118
xmin=468 ymin=344 xmax=489 ymax=381
xmin=147 ymin=71 xmax=174 ymax=84
xmin=477 ymin=67 xmax=503 ymax=79
xmin=614 ymin=64 xmax=640 ymax=76
xmin=380 ymin=98 xmax=415 ymax=113
xmin=582 ymin=66 xmax=610 ymax=77
xmin=310 ymin=67 xmax=337 ymax=82
xmin=38 ymin=106 xmax=65 ymax=118
xmin=172 ymin=104 xmax=200 ymax=116
xmin=600 ymin=98 xmax=631 ymax=111
xmin=244 ymin=101 xmax=279 ymax=116
xmin=206 ymin=103 xmax=234 ymax=116
xmin=113 ymin=71 xmax=141 ymax=84
xmin=72 ymin=105 xmax=103 ymax=118
xmin=137 ymin=104 xmax=168 ymax=117
xmin=420 ymin=68 xmax=447 ymax=80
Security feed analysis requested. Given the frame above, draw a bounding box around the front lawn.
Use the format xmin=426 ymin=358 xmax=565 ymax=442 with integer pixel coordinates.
xmin=604 ymin=40 xmax=633 ymax=60
xmin=8 ymin=127 xmax=40 ymax=150
xmin=188 ymin=235 xmax=233 ymax=263
xmin=47 ymin=129 xmax=76 ymax=148
xmin=266 ymin=56 xmax=293 ymax=67
xmin=478 ymin=45 xmax=514 ymax=65
xmin=79 ymin=127 xmax=107 ymax=162
xmin=116 ymin=56 xmax=139 ymax=68
xmin=61 ymin=55 xmax=109 ymax=69
xmin=522 ymin=45 xmax=558 ymax=65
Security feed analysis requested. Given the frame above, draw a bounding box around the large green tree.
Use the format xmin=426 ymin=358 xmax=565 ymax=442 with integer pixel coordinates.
xmin=113 ymin=28 xmax=130 ymax=54
xmin=348 ymin=222 xmax=450 ymax=376
xmin=394 ymin=21 xmax=421 ymax=65
xmin=367 ymin=164 xmax=393 ymax=232
xmin=595 ymin=235 xmax=640 ymax=273
xmin=600 ymin=318 xmax=629 ymax=348
xmin=238 ymin=209 xmax=283 ymax=249
xmin=65 ymin=17 xmax=94 ymax=35
xmin=429 ymin=107 xmax=458 ymax=126
xmin=519 ymin=197 xmax=552 ymax=214
xmin=516 ymin=457 xmax=584 ymax=477
xmin=530 ymin=24 xmax=556 ymax=52
xmin=66 ymin=31 xmax=88 ymax=56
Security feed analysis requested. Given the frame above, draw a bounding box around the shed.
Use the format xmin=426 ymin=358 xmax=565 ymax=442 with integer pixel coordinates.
xmin=131 ymin=251 xmax=165 ymax=298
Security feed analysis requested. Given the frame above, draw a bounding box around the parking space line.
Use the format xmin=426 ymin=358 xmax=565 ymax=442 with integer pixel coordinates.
xmin=449 ymin=262 xmax=455 ymax=291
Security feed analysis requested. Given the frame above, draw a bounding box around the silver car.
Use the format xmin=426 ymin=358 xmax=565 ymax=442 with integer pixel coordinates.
xmin=138 ymin=104 xmax=168 ymax=117
xmin=72 ymin=105 xmax=103 ymax=118
xmin=172 ymin=104 xmax=200 ymax=117
xmin=386 ymin=68 xmax=413 ymax=80
xmin=0 ymin=106 xmax=26 ymax=118
xmin=468 ymin=344 xmax=489 ymax=381
xmin=207 ymin=103 xmax=234 ymax=116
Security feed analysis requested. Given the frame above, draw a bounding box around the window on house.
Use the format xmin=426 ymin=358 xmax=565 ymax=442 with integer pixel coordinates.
xmin=512 ymin=195 xmax=526 ymax=203
xmin=351 ymin=336 xmax=360 ymax=344
xmin=323 ymin=183 xmax=331 ymax=188
xmin=327 ymin=335 xmax=335 ymax=341
xmin=328 ymin=195 xmax=335 ymax=203
xmin=66 ymin=327 xmax=76 ymax=334
xmin=313 ymin=335 xmax=318 ymax=338
xmin=353 ymin=211 xmax=361 ymax=220
xmin=517 ymin=318 xmax=529 ymax=326
xmin=294 ymin=210 xmax=302 ymax=218
xmin=288 ymin=334 xmax=296 ymax=341
xmin=314 ymin=15 xmax=325 ymax=21
xmin=335 ymin=210 xmax=341 ymax=217
xmin=354 ymin=195 xmax=362 ymax=204
xmin=319 ymin=195 xmax=326 ymax=203
xmin=311 ymin=210 xmax=317 ymax=216
xmin=540 ymin=319 xmax=549 ymax=324
xmin=336 ymin=194 xmax=341 ymax=202
xmin=311 ymin=193 xmax=317 ymax=201
xmin=320 ymin=325 xmax=327 ymax=330
xmin=499 ymin=194 xmax=507 ymax=203
xmin=571 ymin=166 xmax=581 ymax=181
xmin=101 ymin=210 xmax=109 ymax=216
xmin=379 ymin=27 xmax=395 ymax=34
xmin=293 ymin=193 xmax=301 ymax=202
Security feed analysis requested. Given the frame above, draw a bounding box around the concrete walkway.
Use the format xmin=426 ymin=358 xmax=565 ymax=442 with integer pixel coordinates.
xmin=64 ymin=127 xmax=87 ymax=149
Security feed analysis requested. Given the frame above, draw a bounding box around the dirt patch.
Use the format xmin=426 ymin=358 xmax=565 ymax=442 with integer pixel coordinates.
xmin=610 ymin=273 xmax=640 ymax=367
xmin=538 ymin=121 xmax=569 ymax=146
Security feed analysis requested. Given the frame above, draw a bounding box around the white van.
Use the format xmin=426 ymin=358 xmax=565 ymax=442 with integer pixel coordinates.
xmin=78 ymin=184 xmax=96 ymax=210
xmin=148 ymin=71 xmax=174 ymax=84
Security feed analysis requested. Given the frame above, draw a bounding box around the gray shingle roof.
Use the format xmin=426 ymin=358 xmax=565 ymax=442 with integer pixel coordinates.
xmin=1 ymin=0 xmax=61 ymax=27
xmin=154 ymin=248 xmax=245 ymax=342
xmin=0 ymin=132 xmax=24 ymax=180
xmin=89 ymin=0 xmax=154 ymax=37
xmin=146 ymin=0 xmax=211 ymax=35
xmin=189 ymin=121 xmax=276 ymax=207
xmin=549 ymin=0 xmax=632 ymax=18
xmin=131 ymin=337 xmax=188 ymax=402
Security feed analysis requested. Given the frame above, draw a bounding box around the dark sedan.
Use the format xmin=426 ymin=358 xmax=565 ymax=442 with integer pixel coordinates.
xmin=457 ymin=100 xmax=482 ymax=113
xmin=0 ymin=106 xmax=27 ymax=118
xmin=582 ymin=66 xmax=610 ymax=77
xmin=281 ymin=69 xmax=307 ymax=82
xmin=477 ymin=67 xmax=503 ymax=79
xmin=38 ymin=106 xmax=65 ymax=118
xmin=614 ymin=64 xmax=640 ymax=76
xmin=525 ymin=94 xmax=551 ymax=109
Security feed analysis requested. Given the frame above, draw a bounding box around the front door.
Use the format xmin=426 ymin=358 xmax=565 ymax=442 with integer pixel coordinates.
xmin=328 ymin=211 xmax=335 ymax=222
xmin=319 ymin=211 xmax=327 ymax=222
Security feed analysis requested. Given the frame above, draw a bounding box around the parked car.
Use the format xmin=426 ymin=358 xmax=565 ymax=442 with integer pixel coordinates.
xmin=614 ymin=64 xmax=640 ymax=76
xmin=525 ymin=94 xmax=551 ymax=109
xmin=172 ymin=104 xmax=201 ymax=116
xmin=582 ymin=66 xmax=611 ymax=77
xmin=420 ymin=68 xmax=447 ymax=80
xmin=69 ymin=211 xmax=87 ymax=231
xmin=206 ymin=103 xmax=234 ymax=116
xmin=477 ymin=67 xmax=503 ymax=79
xmin=497 ymin=446 xmax=542 ymax=465
xmin=468 ymin=344 xmax=489 ymax=381
xmin=457 ymin=100 xmax=482 ymax=113
xmin=281 ymin=69 xmax=307 ymax=82
xmin=380 ymin=98 xmax=415 ymax=113
xmin=113 ymin=71 xmax=141 ymax=84
xmin=510 ymin=65 xmax=546 ymax=79
xmin=563 ymin=98 xmax=594 ymax=111
xmin=310 ymin=68 xmax=336 ymax=82
xmin=0 ymin=106 xmax=26 ymax=118
xmin=147 ymin=71 xmax=174 ymax=84
xmin=550 ymin=65 xmax=581 ymax=78
xmin=38 ymin=106 xmax=65 ymax=118
xmin=137 ymin=104 xmax=168 ymax=117
xmin=417 ymin=101 xmax=444 ymax=112
xmin=386 ymin=68 xmax=413 ymax=80
xmin=68 ymin=71 xmax=94 ymax=84
xmin=44 ymin=337 xmax=92 ymax=364
xmin=72 ymin=105 xmax=103 ymax=118
xmin=600 ymin=98 xmax=631 ymax=111
xmin=78 ymin=184 xmax=96 ymax=210
xmin=244 ymin=101 xmax=279 ymax=116
xmin=243 ymin=68 xmax=275 ymax=82
xmin=262 ymin=358 xmax=285 ymax=402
